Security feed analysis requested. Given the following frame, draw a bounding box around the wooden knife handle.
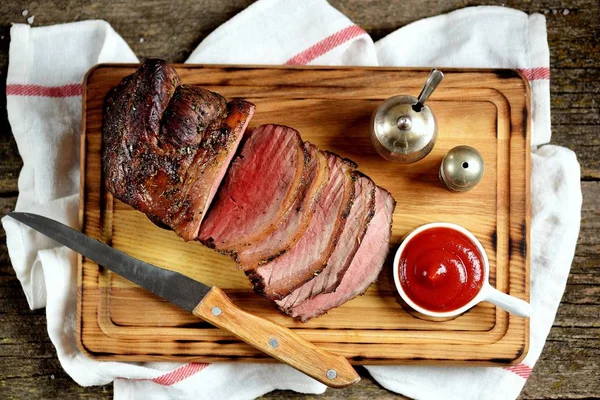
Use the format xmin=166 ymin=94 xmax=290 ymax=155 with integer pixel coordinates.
xmin=193 ymin=287 xmax=360 ymax=388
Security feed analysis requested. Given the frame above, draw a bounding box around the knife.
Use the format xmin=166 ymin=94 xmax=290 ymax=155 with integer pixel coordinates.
xmin=9 ymin=212 xmax=360 ymax=388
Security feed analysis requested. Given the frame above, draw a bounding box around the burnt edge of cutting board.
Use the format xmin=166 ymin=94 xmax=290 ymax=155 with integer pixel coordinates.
xmin=77 ymin=64 xmax=530 ymax=366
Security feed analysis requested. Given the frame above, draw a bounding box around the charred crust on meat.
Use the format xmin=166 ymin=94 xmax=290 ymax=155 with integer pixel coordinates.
xmin=201 ymin=237 xmax=216 ymax=249
xmin=339 ymin=166 xmax=357 ymax=222
xmin=245 ymin=270 xmax=267 ymax=296
xmin=148 ymin=218 xmax=172 ymax=231
xmin=297 ymin=142 xmax=312 ymax=189
xmin=202 ymin=237 xmax=240 ymax=259
xmin=301 ymin=142 xmax=311 ymax=166
xmin=102 ymin=59 xmax=255 ymax=241
xmin=352 ymin=170 xmax=371 ymax=181
xmin=340 ymin=186 xmax=355 ymax=219
xmin=262 ymin=249 xmax=288 ymax=265
xmin=322 ymin=150 xmax=358 ymax=170
xmin=161 ymin=186 xmax=179 ymax=200
xmin=223 ymin=249 xmax=239 ymax=259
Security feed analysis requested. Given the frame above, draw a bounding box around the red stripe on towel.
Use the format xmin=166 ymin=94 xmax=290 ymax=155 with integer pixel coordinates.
xmin=517 ymin=67 xmax=550 ymax=81
xmin=6 ymin=83 xmax=82 ymax=97
xmin=149 ymin=362 xmax=210 ymax=386
xmin=503 ymin=363 xmax=532 ymax=379
xmin=285 ymin=25 xmax=367 ymax=65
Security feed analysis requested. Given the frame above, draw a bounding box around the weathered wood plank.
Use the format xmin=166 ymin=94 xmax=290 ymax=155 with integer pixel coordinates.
xmin=0 ymin=374 xmax=112 ymax=400
xmin=561 ymin=284 xmax=600 ymax=304
xmin=0 ymin=30 xmax=21 ymax=194
xmin=572 ymin=182 xmax=600 ymax=283
xmin=523 ymin=328 xmax=600 ymax=399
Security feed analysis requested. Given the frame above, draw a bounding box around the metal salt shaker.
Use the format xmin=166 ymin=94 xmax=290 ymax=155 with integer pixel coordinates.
xmin=439 ymin=145 xmax=485 ymax=192
xmin=370 ymin=68 xmax=444 ymax=163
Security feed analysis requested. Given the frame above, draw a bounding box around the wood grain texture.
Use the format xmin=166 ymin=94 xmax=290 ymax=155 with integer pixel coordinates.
xmin=79 ymin=64 xmax=530 ymax=365
xmin=0 ymin=0 xmax=598 ymax=399
xmin=193 ymin=287 xmax=361 ymax=388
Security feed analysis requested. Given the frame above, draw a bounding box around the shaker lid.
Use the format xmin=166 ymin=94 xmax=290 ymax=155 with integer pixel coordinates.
xmin=439 ymin=145 xmax=485 ymax=192
xmin=372 ymin=95 xmax=437 ymax=155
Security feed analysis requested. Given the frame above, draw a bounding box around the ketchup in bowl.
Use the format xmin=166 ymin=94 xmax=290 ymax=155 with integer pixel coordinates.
xmin=398 ymin=227 xmax=484 ymax=313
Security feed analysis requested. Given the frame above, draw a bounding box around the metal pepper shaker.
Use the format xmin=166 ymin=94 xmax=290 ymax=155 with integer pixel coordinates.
xmin=370 ymin=68 xmax=444 ymax=163
xmin=439 ymin=145 xmax=485 ymax=192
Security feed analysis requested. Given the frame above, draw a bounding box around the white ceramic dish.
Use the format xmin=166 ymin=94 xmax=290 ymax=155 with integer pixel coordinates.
xmin=393 ymin=222 xmax=532 ymax=318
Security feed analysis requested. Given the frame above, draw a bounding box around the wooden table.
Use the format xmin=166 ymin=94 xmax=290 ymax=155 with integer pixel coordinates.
xmin=0 ymin=1 xmax=598 ymax=399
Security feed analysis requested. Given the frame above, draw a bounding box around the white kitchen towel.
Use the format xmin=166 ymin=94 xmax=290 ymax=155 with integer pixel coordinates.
xmin=2 ymin=1 xmax=582 ymax=399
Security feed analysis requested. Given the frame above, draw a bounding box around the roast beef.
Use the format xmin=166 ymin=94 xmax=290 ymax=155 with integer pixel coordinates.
xmin=276 ymin=172 xmax=376 ymax=311
xmin=102 ymin=59 xmax=255 ymax=241
xmin=247 ymin=153 xmax=356 ymax=300
xmin=103 ymin=59 xmax=397 ymax=322
xmin=235 ymin=142 xmax=329 ymax=269
xmin=198 ymin=124 xmax=306 ymax=255
xmin=288 ymin=187 xmax=395 ymax=322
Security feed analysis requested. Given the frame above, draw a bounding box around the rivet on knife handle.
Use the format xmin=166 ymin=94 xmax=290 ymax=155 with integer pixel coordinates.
xmin=193 ymin=287 xmax=360 ymax=388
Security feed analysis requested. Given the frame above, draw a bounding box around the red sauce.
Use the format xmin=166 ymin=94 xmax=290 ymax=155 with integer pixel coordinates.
xmin=399 ymin=227 xmax=484 ymax=312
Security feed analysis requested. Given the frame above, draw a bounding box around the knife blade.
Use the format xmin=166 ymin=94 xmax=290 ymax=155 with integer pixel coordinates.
xmin=9 ymin=212 xmax=359 ymax=388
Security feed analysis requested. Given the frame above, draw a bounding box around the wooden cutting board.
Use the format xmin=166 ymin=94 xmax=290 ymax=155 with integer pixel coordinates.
xmin=78 ymin=64 xmax=530 ymax=365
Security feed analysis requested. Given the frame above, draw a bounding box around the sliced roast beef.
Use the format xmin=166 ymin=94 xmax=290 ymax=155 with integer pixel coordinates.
xmin=247 ymin=153 xmax=356 ymax=300
xmin=289 ymin=186 xmax=395 ymax=322
xmin=276 ymin=172 xmax=376 ymax=311
xmin=103 ymin=60 xmax=397 ymax=321
xmin=102 ymin=59 xmax=255 ymax=241
xmin=236 ymin=142 xmax=329 ymax=270
xmin=169 ymin=100 xmax=255 ymax=239
xmin=198 ymin=124 xmax=306 ymax=255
